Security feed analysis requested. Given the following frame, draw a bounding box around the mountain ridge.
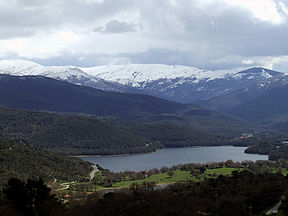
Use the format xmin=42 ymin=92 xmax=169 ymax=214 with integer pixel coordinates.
xmin=0 ymin=59 xmax=139 ymax=93
xmin=0 ymin=74 xmax=256 ymax=152
xmin=196 ymin=73 xmax=288 ymax=127
xmin=0 ymin=59 xmax=283 ymax=103
xmin=82 ymin=65 xmax=282 ymax=103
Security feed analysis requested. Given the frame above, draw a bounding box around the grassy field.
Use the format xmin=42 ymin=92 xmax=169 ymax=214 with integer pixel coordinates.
xmin=205 ymin=167 xmax=241 ymax=176
xmin=113 ymin=170 xmax=192 ymax=187
xmin=270 ymin=168 xmax=288 ymax=175
xmin=112 ymin=167 xmax=239 ymax=188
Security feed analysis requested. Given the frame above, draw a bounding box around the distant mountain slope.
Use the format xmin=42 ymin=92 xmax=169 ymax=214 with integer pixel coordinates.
xmin=82 ymin=64 xmax=281 ymax=103
xmin=197 ymin=74 xmax=288 ymax=126
xmin=0 ymin=74 xmax=185 ymax=119
xmin=0 ymin=107 xmax=155 ymax=155
xmin=0 ymin=74 xmax=257 ymax=150
xmin=0 ymin=140 xmax=92 ymax=185
xmin=0 ymin=60 xmax=281 ymax=103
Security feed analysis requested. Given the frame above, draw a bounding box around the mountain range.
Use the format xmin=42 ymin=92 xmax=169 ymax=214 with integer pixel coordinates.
xmin=0 ymin=59 xmax=138 ymax=93
xmin=0 ymin=59 xmax=283 ymax=103
xmin=1 ymin=59 xmax=288 ymax=158
xmin=0 ymin=74 xmax=255 ymax=154
xmin=82 ymin=64 xmax=282 ymax=103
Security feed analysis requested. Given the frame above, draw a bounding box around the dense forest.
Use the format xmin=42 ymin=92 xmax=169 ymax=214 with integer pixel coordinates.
xmin=0 ymin=107 xmax=161 ymax=155
xmin=2 ymin=102 xmax=288 ymax=160
xmin=0 ymin=105 xmax=256 ymax=155
xmin=2 ymin=105 xmax=288 ymax=159
xmin=238 ymin=131 xmax=288 ymax=160
xmin=0 ymin=140 xmax=92 ymax=185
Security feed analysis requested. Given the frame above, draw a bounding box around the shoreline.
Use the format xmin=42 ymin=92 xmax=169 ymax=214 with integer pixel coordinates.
xmin=72 ymin=145 xmax=250 ymax=158
xmin=72 ymin=150 xmax=157 ymax=158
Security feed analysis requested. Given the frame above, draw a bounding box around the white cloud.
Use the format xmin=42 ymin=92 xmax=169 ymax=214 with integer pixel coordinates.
xmin=224 ymin=0 xmax=284 ymax=24
xmin=242 ymin=59 xmax=254 ymax=65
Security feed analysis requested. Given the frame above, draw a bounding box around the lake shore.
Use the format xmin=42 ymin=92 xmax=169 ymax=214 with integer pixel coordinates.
xmin=72 ymin=145 xmax=234 ymax=158
xmin=77 ymin=146 xmax=268 ymax=172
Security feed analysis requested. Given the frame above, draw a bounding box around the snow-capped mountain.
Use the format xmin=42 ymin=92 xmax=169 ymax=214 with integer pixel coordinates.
xmin=0 ymin=59 xmax=283 ymax=103
xmin=82 ymin=64 xmax=282 ymax=103
xmin=196 ymin=73 xmax=288 ymax=126
xmin=0 ymin=59 xmax=137 ymax=93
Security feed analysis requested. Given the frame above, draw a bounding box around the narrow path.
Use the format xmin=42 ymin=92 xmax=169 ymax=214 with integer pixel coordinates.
xmin=89 ymin=165 xmax=99 ymax=180
xmin=266 ymin=200 xmax=282 ymax=215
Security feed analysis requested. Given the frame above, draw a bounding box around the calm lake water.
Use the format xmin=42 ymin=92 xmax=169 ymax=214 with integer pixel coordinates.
xmin=80 ymin=146 xmax=268 ymax=172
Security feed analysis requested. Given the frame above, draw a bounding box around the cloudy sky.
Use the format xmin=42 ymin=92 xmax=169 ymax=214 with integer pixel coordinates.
xmin=1 ymin=0 xmax=288 ymax=70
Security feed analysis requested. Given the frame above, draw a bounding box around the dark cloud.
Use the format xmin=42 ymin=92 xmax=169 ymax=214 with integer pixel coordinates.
xmin=137 ymin=0 xmax=288 ymax=58
xmin=0 ymin=0 xmax=138 ymax=38
xmin=1 ymin=0 xmax=288 ymax=69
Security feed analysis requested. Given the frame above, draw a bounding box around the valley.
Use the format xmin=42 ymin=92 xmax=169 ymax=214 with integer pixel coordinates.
xmin=0 ymin=60 xmax=288 ymax=216
xmin=0 ymin=74 xmax=257 ymax=155
xmin=2 ymin=1 xmax=288 ymax=215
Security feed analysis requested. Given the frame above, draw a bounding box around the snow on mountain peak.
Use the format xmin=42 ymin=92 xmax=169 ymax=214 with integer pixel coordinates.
xmin=0 ymin=59 xmax=138 ymax=93
xmin=81 ymin=64 xmax=249 ymax=86
xmin=0 ymin=59 xmax=43 ymax=75
xmin=0 ymin=59 xmax=90 ymax=80
xmin=0 ymin=59 xmax=281 ymax=103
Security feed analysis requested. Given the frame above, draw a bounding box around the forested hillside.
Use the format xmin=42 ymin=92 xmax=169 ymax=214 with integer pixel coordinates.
xmin=0 ymin=74 xmax=258 ymax=154
xmin=0 ymin=74 xmax=186 ymax=119
xmin=0 ymin=140 xmax=92 ymax=185
xmin=0 ymin=107 xmax=159 ymax=155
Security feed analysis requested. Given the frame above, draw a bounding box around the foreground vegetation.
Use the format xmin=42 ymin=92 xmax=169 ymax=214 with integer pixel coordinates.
xmin=2 ymin=170 xmax=288 ymax=215
xmin=55 ymin=160 xmax=288 ymax=195
xmin=2 ymin=147 xmax=288 ymax=215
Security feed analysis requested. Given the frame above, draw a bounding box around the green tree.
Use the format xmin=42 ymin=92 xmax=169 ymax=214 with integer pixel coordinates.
xmin=3 ymin=178 xmax=60 ymax=216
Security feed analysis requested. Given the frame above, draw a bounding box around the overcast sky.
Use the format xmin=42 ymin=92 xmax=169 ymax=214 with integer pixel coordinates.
xmin=1 ymin=0 xmax=288 ymax=70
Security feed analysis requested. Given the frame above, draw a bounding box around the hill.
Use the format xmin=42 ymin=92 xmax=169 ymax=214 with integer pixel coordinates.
xmin=0 ymin=140 xmax=92 ymax=185
xmin=0 ymin=107 xmax=156 ymax=155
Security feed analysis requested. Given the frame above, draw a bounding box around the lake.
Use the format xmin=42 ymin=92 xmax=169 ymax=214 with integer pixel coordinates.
xmin=80 ymin=146 xmax=268 ymax=172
